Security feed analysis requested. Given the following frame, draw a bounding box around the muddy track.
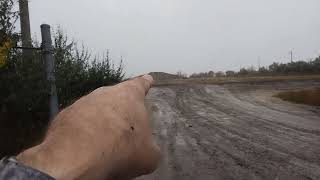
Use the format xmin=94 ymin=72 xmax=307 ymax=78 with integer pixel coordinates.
xmin=138 ymin=81 xmax=320 ymax=180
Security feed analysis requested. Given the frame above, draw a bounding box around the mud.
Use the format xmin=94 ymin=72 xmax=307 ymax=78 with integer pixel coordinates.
xmin=138 ymin=81 xmax=320 ymax=180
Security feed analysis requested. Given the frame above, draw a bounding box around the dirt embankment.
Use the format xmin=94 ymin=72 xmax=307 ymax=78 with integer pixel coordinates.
xmin=138 ymin=81 xmax=320 ymax=180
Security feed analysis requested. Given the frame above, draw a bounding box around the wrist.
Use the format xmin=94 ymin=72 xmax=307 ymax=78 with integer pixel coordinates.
xmin=16 ymin=140 xmax=115 ymax=180
xmin=16 ymin=143 xmax=70 ymax=179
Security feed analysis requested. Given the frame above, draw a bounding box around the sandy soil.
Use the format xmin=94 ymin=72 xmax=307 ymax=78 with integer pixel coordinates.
xmin=138 ymin=80 xmax=320 ymax=180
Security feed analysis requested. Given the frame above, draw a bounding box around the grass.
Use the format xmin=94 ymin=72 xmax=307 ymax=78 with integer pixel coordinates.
xmin=275 ymin=88 xmax=320 ymax=106
xmin=154 ymin=75 xmax=320 ymax=86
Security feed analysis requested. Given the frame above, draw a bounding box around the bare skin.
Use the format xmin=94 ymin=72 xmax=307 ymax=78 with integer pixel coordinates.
xmin=16 ymin=75 xmax=161 ymax=180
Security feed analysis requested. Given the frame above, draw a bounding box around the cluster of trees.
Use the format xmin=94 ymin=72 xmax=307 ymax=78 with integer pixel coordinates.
xmin=189 ymin=58 xmax=320 ymax=78
xmin=237 ymin=59 xmax=320 ymax=76
xmin=0 ymin=0 xmax=124 ymax=157
xmin=190 ymin=71 xmax=215 ymax=78
xmin=189 ymin=71 xmax=227 ymax=78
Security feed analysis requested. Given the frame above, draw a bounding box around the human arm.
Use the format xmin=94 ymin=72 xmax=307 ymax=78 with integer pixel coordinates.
xmin=16 ymin=75 xmax=160 ymax=180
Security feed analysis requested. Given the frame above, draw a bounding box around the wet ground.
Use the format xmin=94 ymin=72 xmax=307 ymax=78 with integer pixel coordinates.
xmin=138 ymin=81 xmax=320 ymax=180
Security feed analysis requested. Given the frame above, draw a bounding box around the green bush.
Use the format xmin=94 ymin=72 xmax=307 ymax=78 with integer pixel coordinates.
xmin=0 ymin=0 xmax=124 ymax=157
xmin=53 ymin=29 xmax=124 ymax=108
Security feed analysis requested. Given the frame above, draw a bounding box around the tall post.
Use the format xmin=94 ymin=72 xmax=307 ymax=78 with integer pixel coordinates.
xmin=19 ymin=0 xmax=32 ymax=51
xmin=41 ymin=24 xmax=59 ymax=120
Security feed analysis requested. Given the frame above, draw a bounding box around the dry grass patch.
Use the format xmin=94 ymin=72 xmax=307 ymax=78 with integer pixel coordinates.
xmin=275 ymin=88 xmax=320 ymax=106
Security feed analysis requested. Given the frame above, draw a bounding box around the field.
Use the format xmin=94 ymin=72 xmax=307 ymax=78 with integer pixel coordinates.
xmin=275 ymin=88 xmax=320 ymax=106
xmin=154 ymin=75 xmax=320 ymax=86
xmin=138 ymin=79 xmax=320 ymax=180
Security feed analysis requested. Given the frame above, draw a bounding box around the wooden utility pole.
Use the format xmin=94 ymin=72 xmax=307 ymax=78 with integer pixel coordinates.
xmin=41 ymin=24 xmax=59 ymax=119
xmin=19 ymin=0 xmax=32 ymax=50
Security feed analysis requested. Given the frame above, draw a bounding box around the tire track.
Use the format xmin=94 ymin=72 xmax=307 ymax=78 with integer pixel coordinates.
xmin=138 ymin=82 xmax=320 ymax=180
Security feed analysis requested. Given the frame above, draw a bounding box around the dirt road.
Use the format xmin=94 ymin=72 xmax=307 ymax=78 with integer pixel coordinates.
xmin=138 ymin=81 xmax=320 ymax=180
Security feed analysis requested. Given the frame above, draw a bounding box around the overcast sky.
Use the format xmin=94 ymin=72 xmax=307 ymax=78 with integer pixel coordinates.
xmin=28 ymin=0 xmax=320 ymax=76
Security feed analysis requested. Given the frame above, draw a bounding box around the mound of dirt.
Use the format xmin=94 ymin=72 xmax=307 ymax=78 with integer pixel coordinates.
xmin=149 ymin=72 xmax=181 ymax=81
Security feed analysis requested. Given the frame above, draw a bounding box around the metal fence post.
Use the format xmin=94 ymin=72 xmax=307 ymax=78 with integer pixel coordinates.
xmin=41 ymin=24 xmax=59 ymax=120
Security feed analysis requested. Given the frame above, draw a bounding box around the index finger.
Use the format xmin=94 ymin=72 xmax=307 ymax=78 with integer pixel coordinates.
xmin=134 ymin=74 xmax=154 ymax=95
xmin=124 ymin=74 xmax=154 ymax=97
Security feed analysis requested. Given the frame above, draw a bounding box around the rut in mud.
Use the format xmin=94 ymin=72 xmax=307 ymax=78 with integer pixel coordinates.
xmin=138 ymin=81 xmax=320 ymax=180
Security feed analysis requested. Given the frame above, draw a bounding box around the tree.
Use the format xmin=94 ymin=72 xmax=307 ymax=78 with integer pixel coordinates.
xmin=226 ymin=70 xmax=235 ymax=77
xmin=0 ymin=0 xmax=48 ymax=155
xmin=0 ymin=0 xmax=125 ymax=158
xmin=208 ymin=71 xmax=215 ymax=77
xmin=176 ymin=71 xmax=187 ymax=78
xmin=53 ymin=28 xmax=124 ymax=108
xmin=238 ymin=68 xmax=249 ymax=76
xmin=258 ymin=67 xmax=268 ymax=74
xmin=312 ymin=56 xmax=320 ymax=72
xmin=190 ymin=71 xmax=214 ymax=78
xmin=215 ymin=71 xmax=225 ymax=77
xmin=0 ymin=0 xmax=18 ymax=44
